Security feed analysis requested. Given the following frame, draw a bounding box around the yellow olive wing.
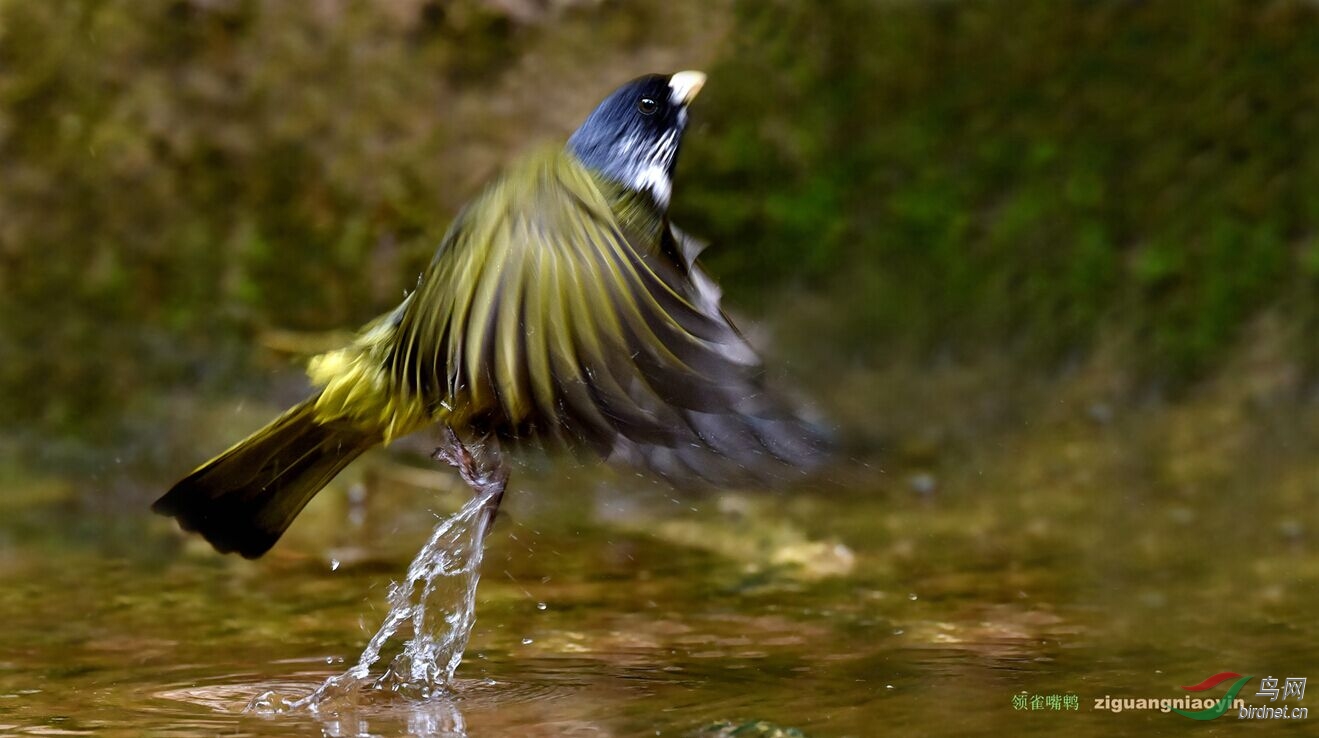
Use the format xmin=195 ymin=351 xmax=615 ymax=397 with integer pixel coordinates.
xmin=389 ymin=149 xmax=824 ymax=480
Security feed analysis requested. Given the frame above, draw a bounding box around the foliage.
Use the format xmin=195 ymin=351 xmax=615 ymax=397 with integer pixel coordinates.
xmin=678 ymin=0 xmax=1317 ymax=377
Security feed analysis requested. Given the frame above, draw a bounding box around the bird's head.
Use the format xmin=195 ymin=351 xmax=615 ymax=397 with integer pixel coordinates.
xmin=567 ymin=71 xmax=706 ymax=209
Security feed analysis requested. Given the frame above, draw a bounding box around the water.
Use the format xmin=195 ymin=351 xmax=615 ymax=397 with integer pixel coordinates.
xmin=1 ymin=395 xmax=1317 ymax=736
xmin=249 ymin=489 xmax=493 ymax=716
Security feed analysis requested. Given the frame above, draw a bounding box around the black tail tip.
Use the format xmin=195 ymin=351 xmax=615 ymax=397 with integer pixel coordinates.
xmin=152 ymin=486 xmax=278 ymax=559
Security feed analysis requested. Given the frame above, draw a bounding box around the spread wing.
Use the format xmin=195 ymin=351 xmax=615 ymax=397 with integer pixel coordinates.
xmin=389 ymin=149 xmax=826 ymax=482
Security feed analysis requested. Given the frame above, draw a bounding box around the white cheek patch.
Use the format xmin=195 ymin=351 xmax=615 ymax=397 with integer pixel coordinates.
xmin=617 ymin=127 xmax=679 ymax=207
xmin=633 ymin=164 xmax=672 ymax=208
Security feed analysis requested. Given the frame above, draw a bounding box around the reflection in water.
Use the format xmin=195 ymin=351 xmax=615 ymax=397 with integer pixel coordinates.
xmin=314 ymin=693 xmax=468 ymax=738
xmin=248 ymin=491 xmax=492 ymax=729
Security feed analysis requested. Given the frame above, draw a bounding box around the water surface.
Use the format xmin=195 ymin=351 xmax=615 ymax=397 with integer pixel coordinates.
xmin=1 ymin=416 xmax=1316 ymax=736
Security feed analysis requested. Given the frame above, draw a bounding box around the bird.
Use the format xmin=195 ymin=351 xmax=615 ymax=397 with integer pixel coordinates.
xmin=153 ymin=71 xmax=825 ymax=559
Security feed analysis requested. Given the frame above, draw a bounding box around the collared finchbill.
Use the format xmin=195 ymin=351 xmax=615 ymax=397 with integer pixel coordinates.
xmin=669 ymin=71 xmax=706 ymax=106
xmin=154 ymin=70 xmax=826 ymax=560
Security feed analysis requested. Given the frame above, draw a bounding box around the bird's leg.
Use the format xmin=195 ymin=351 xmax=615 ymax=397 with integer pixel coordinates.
xmin=432 ymin=427 xmax=508 ymax=540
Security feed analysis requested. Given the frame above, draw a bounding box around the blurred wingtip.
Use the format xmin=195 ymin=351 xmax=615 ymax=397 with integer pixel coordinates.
xmin=607 ymin=408 xmax=835 ymax=490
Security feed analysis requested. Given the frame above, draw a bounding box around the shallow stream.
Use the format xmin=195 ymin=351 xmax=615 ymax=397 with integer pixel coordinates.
xmin=1 ymin=434 xmax=1315 ymax=736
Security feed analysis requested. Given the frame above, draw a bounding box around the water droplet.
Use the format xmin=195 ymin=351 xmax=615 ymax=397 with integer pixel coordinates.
xmin=521 ymin=637 xmax=534 ymax=645
xmin=536 ymin=602 xmax=547 ymax=611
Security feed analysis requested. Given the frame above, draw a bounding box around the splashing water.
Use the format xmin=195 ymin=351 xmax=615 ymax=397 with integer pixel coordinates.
xmin=248 ymin=491 xmax=492 ymax=715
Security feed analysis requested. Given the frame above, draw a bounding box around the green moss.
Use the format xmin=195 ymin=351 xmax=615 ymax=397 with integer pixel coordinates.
xmin=678 ymin=0 xmax=1316 ymax=377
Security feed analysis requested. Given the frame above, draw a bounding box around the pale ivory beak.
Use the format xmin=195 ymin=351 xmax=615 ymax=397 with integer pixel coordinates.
xmin=669 ymin=71 xmax=707 ymax=106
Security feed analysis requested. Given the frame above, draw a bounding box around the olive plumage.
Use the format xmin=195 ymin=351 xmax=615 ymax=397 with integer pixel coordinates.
xmin=153 ymin=72 xmax=825 ymax=558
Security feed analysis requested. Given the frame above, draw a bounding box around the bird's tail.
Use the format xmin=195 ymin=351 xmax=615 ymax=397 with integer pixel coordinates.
xmin=152 ymin=396 xmax=378 ymax=558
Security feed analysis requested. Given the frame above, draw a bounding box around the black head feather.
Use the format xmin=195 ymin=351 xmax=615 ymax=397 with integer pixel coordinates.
xmin=567 ymin=72 xmax=704 ymax=207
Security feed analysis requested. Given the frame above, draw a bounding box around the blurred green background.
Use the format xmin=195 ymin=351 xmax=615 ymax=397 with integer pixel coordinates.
xmin=0 ymin=0 xmax=1315 ymax=482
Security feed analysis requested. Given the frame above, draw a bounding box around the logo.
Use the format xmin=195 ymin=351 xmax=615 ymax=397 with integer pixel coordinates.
xmin=1172 ymin=672 xmax=1308 ymax=721
xmin=1241 ymin=675 xmax=1308 ymax=720
xmin=1173 ymin=672 xmax=1253 ymax=720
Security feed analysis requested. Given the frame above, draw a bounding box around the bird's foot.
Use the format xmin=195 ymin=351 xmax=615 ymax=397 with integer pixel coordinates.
xmin=431 ymin=427 xmax=476 ymax=486
xmin=432 ymin=427 xmax=508 ymax=538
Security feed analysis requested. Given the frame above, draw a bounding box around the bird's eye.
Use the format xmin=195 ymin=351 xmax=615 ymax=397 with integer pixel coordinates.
xmin=637 ymin=97 xmax=659 ymax=116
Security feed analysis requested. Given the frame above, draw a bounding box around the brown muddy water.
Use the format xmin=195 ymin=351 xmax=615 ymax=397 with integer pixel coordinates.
xmin=1 ymin=400 xmax=1317 ymax=737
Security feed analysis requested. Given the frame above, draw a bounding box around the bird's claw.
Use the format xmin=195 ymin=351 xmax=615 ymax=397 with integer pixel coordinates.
xmin=432 ymin=427 xmax=509 ymax=539
xmin=433 ymin=427 xmax=506 ymax=495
